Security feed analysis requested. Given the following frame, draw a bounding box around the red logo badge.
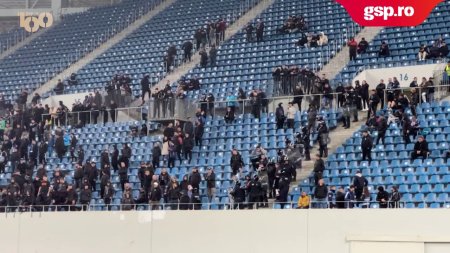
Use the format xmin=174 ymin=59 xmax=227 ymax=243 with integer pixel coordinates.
xmin=336 ymin=0 xmax=444 ymax=26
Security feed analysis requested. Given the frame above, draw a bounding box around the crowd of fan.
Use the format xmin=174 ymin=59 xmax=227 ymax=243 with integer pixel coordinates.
xmin=418 ymin=37 xmax=449 ymax=61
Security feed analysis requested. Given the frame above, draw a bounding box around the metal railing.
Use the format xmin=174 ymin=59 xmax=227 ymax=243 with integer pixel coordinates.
xmin=0 ymin=200 xmax=441 ymax=213
xmin=333 ymin=58 xmax=449 ymax=87
xmin=383 ymin=83 xmax=450 ymax=106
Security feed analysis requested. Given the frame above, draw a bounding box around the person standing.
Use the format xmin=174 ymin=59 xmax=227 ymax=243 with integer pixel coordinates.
xmin=182 ymin=40 xmax=193 ymax=63
xmin=313 ymin=154 xmax=324 ymax=185
xmin=256 ymin=20 xmax=264 ymax=42
xmin=275 ymin=103 xmax=285 ymax=129
xmin=389 ymin=186 xmax=402 ymax=208
xmin=361 ymin=130 xmax=373 ymax=162
xmin=347 ymin=37 xmax=358 ymax=61
xmin=209 ymin=45 xmax=217 ymax=66
xmin=375 ymin=116 xmax=388 ymax=145
xmin=204 ymin=168 xmax=216 ymax=203
xmin=376 ymin=80 xmax=386 ymax=109
xmin=368 ymin=89 xmax=380 ymax=118
xmin=344 ymin=186 xmax=356 ymax=208
xmin=313 ymin=179 xmax=328 ymax=208
xmin=286 ymin=102 xmax=296 ymax=129
xmin=353 ymin=170 xmax=368 ymax=204
xmin=230 ymin=149 xmax=244 ymax=176
xmin=317 ymin=122 xmax=329 ymax=158
xmin=360 ymin=80 xmax=369 ymax=110
xmin=140 ymin=74 xmax=151 ymax=105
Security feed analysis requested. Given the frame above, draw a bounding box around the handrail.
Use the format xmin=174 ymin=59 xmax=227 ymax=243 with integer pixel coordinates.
xmin=0 ymin=200 xmax=430 ymax=213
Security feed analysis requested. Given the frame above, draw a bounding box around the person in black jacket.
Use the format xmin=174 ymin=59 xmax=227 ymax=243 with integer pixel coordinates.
xmin=118 ymin=161 xmax=128 ymax=191
xmin=183 ymin=133 xmax=194 ymax=163
xmin=275 ymin=103 xmax=286 ymax=129
xmin=360 ymin=80 xmax=369 ymax=110
xmin=166 ymin=179 xmax=180 ymax=210
xmin=230 ymin=149 xmax=244 ymax=175
xmin=375 ymin=116 xmax=387 ymax=145
xmin=182 ymin=40 xmax=193 ymax=63
xmin=245 ymin=23 xmax=254 ymax=42
xmin=79 ymin=184 xmax=92 ymax=211
xmin=111 ymin=145 xmax=119 ymax=172
xmin=149 ymin=182 xmax=162 ymax=210
xmin=194 ymin=119 xmax=204 ymax=146
xmin=230 ymin=181 xmax=246 ymax=209
xmin=54 ymin=135 xmax=66 ymax=162
xmin=335 ymin=187 xmax=346 ymax=209
xmin=84 ymin=161 xmax=98 ymax=191
xmin=199 ymin=49 xmax=208 ymax=68
xmin=376 ymin=186 xmax=389 ymax=208
xmin=204 ymin=168 xmax=216 ymax=202
xmin=247 ymin=175 xmax=262 ymax=209
xmin=313 ymin=154 xmax=324 ymax=185
xmin=368 ymin=89 xmax=380 ymax=118
xmin=313 ymin=178 xmax=328 ymax=208
xmin=277 ymin=176 xmax=290 ymax=209
xmin=411 ymin=136 xmax=429 ymax=160
xmin=256 ymin=20 xmax=264 ymax=42
xmin=109 ymin=101 xmax=117 ymax=123
xmin=151 ymin=143 xmax=161 ymax=169
xmin=140 ymin=74 xmax=151 ymax=105
xmin=209 ymin=45 xmax=217 ymax=66
xmin=189 ymin=167 xmax=202 ymax=190
xmin=353 ymin=170 xmax=368 ymax=203
xmin=224 ymin=106 xmax=235 ymax=124
xmin=361 ymin=130 xmax=373 ymax=162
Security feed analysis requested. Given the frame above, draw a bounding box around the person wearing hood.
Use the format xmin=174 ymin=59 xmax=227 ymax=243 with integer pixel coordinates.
xmin=353 ymin=170 xmax=368 ymax=204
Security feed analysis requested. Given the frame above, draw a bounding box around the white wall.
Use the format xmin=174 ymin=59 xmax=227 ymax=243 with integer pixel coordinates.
xmin=1 ymin=210 xmax=450 ymax=253
xmin=352 ymin=63 xmax=444 ymax=90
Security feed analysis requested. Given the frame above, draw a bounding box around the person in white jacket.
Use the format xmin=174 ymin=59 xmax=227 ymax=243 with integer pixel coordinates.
xmin=318 ymin=32 xmax=328 ymax=46
xmin=286 ymin=102 xmax=297 ymax=129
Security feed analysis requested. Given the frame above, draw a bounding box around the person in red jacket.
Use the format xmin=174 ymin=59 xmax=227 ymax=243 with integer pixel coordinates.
xmin=348 ymin=37 xmax=358 ymax=61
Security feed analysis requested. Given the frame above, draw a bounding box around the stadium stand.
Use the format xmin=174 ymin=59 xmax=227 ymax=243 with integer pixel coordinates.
xmin=0 ymin=0 xmax=160 ymax=102
xmin=172 ymin=0 xmax=361 ymax=100
xmin=293 ymin=99 xmax=450 ymax=209
xmin=334 ymin=1 xmax=450 ymax=84
xmin=59 ymin=0 xmax=259 ymax=97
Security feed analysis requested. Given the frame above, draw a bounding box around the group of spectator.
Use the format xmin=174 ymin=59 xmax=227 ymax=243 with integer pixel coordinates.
xmin=418 ymin=37 xmax=449 ymax=61
xmin=347 ymin=38 xmax=390 ymax=61
xmin=244 ymin=20 xmax=265 ymax=42
xmin=308 ymin=159 xmax=402 ymax=209
xmin=229 ymin=144 xmax=297 ymax=209
xmin=296 ymin=32 xmax=328 ymax=48
xmin=277 ymin=15 xmax=308 ymax=34
xmin=105 ymin=73 xmax=133 ymax=107
xmin=53 ymin=73 xmax=78 ymax=95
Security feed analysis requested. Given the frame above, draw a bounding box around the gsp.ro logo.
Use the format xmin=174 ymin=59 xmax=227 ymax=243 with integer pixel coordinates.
xmin=19 ymin=12 xmax=53 ymax=32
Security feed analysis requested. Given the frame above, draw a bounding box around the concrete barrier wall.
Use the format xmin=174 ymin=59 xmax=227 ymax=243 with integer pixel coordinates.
xmin=1 ymin=210 xmax=449 ymax=253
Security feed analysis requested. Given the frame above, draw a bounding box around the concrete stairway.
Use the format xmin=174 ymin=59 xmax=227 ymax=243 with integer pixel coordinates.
xmin=129 ymin=0 xmax=276 ymax=108
xmin=319 ymin=27 xmax=384 ymax=81
xmin=30 ymin=0 xmax=176 ymax=102
xmin=293 ymin=111 xmax=368 ymax=191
